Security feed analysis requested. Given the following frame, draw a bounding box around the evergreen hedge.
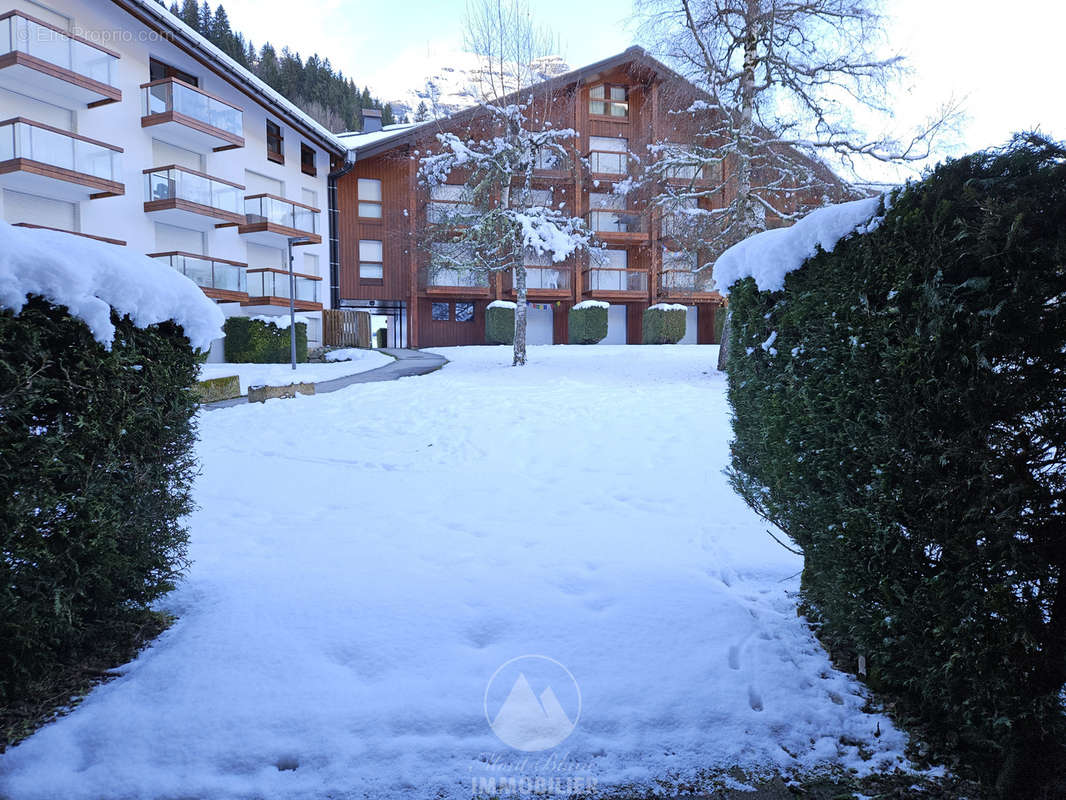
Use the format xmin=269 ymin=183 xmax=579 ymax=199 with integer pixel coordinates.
xmin=0 ymin=297 xmax=200 ymax=702
xmin=642 ymin=305 xmax=686 ymax=344
xmin=568 ymin=303 xmax=608 ymax=344
xmin=223 ymin=316 xmax=307 ymax=363
xmin=486 ymin=304 xmax=514 ymax=345
xmin=723 ymin=135 xmax=1066 ymax=795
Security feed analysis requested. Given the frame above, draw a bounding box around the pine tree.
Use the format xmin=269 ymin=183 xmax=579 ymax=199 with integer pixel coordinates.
xmin=414 ymin=102 xmax=430 ymax=122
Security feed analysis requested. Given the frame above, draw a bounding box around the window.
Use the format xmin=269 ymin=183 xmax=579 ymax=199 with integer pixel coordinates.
xmin=301 ymin=144 xmax=316 ymax=176
xmin=588 ymin=136 xmax=628 ymax=174
xmin=266 ymin=120 xmax=284 ymax=163
xmin=431 ymin=302 xmax=450 ymax=321
xmin=589 ymin=84 xmax=628 ymax=118
xmin=359 ymin=239 xmax=384 ymax=280
xmin=149 ymin=57 xmax=198 ymax=87
xmin=358 ymin=178 xmax=383 ymax=218
xmin=455 ymin=302 xmax=474 ymax=322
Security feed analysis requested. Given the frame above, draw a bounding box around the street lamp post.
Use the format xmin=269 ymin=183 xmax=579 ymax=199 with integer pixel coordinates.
xmin=286 ymin=236 xmax=312 ymax=370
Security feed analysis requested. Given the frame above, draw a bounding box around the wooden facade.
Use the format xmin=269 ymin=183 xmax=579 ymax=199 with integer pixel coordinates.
xmin=334 ymin=48 xmax=841 ymax=348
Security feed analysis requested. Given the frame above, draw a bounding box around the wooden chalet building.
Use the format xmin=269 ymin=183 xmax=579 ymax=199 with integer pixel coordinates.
xmin=331 ymin=47 xmax=844 ymax=349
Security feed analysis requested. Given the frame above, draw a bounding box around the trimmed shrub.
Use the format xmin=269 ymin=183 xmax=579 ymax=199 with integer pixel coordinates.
xmin=223 ymin=316 xmax=307 ymax=363
xmin=486 ymin=303 xmax=515 ymax=345
xmin=642 ymin=304 xmax=686 ymax=344
xmin=568 ymin=302 xmax=608 ymax=344
xmin=724 ymin=135 xmax=1066 ymax=794
xmin=0 ymin=296 xmax=200 ymax=702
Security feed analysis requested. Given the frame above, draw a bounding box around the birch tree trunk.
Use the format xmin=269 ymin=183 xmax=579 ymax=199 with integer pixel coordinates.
xmin=514 ymin=259 xmax=528 ymax=365
xmin=736 ymin=0 xmax=760 ymax=240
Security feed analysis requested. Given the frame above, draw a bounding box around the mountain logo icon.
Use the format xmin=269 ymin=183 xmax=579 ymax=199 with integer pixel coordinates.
xmin=484 ymin=655 xmax=581 ymax=751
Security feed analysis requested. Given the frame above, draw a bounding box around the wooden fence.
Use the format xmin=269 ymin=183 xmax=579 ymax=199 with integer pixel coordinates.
xmin=322 ymin=309 xmax=371 ymax=349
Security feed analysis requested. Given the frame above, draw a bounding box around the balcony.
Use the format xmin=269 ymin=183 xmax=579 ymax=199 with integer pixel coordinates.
xmin=238 ymin=194 xmax=321 ymax=246
xmin=504 ymin=265 xmax=571 ymax=299
xmin=144 ymin=165 xmax=244 ymax=229
xmin=585 ymin=149 xmax=628 ymax=176
xmin=12 ymin=222 xmax=125 ymax=245
xmin=584 ymin=267 xmax=649 ymax=297
xmin=585 ymin=208 xmax=649 ymax=244
xmin=0 ymin=11 xmax=120 ymax=108
xmin=243 ymin=267 xmax=322 ymax=311
xmin=149 ymin=251 xmax=248 ymax=303
xmin=141 ymin=78 xmax=244 ymax=151
xmin=425 ymin=266 xmax=491 ymax=297
xmin=0 ymin=118 xmax=122 ymax=200
xmin=659 ymin=269 xmax=721 ymax=300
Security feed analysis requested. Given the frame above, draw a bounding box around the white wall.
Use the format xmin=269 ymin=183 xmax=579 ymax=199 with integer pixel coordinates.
xmin=601 ymin=304 xmax=627 ymax=344
xmin=0 ymin=0 xmax=337 ymax=353
xmin=526 ymin=305 xmax=553 ymax=345
xmin=678 ymin=306 xmax=698 ymax=344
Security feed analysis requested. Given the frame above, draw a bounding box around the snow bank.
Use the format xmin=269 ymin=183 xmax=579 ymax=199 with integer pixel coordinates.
xmin=650 ymin=302 xmax=688 ymax=311
xmin=0 ymin=222 xmax=223 ymax=350
xmin=573 ymin=299 xmax=609 ymax=310
xmin=711 ymin=196 xmax=883 ymax=294
xmin=487 ymin=300 xmax=517 ymax=310
xmin=199 ymin=350 xmax=392 ymax=393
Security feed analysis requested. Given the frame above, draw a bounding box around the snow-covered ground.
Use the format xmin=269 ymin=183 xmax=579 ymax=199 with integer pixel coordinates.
xmin=199 ymin=349 xmax=393 ymax=393
xmin=0 ymin=346 xmax=911 ymax=799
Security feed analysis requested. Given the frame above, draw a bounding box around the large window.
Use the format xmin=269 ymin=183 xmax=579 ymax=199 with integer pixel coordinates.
xmin=589 ymin=84 xmax=628 ymax=118
xmin=431 ymin=302 xmax=450 ymax=321
xmin=358 ymin=178 xmax=383 ymax=218
xmin=359 ymin=239 xmax=384 ymax=280
xmin=455 ymin=302 xmax=474 ymax=322
xmin=588 ymin=136 xmax=628 ymax=174
xmin=266 ymin=120 xmax=284 ymax=164
xmin=149 ymin=57 xmax=198 ymax=86
xmin=301 ymin=143 xmax=316 ymax=176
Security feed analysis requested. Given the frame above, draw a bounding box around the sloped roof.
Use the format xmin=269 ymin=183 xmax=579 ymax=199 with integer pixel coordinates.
xmin=114 ymin=0 xmax=347 ymax=155
xmin=339 ymin=46 xmax=687 ymax=162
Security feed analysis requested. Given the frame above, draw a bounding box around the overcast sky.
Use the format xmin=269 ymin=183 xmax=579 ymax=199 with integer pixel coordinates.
xmin=215 ymin=0 xmax=1063 ymax=163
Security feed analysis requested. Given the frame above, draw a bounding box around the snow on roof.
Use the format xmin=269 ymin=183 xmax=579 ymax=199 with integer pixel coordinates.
xmin=0 ymin=223 xmax=224 ymax=351
xmin=122 ymin=0 xmax=345 ymax=154
xmin=711 ymin=196 xmax=883 ymax=295
xmin=336 ymin=123 xmax=422 ymax=152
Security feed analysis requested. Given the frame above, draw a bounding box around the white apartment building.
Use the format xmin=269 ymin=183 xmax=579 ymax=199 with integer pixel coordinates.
xmin=0 ymin=0 xmax=349 ymax=357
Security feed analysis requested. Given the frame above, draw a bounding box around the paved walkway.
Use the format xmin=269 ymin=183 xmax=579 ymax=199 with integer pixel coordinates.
xmin=202 ymin=349 xmax=447 ymax=410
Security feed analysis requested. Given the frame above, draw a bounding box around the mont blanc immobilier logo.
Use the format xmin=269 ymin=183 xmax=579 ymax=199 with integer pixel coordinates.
xmin=484 ymin=655 xmax=580 ymax=751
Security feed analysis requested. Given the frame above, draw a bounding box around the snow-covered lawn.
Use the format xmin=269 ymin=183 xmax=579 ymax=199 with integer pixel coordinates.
xmin=199 ymin=348 xmax=393 ymax=393
xmin=0 ymin=346 xmax=911 ymax=799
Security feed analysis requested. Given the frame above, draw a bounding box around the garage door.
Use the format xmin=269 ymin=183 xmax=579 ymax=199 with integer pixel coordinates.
xmin=602 ymin=304 xmax=627 ymax=344
xmin=526 ymin=304 xmax=553 ymax=345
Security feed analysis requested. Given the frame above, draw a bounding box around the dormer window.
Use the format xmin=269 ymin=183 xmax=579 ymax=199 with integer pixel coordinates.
xmin=589 ymin=84 xmax=628 ymax=118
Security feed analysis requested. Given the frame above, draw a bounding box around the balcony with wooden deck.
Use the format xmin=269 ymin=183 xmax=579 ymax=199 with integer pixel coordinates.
xmin=238 ymin=194 xmax=321 ymax=246
xmin=424 ymin=266 xmax=492 ymax=298
xmin=149 ymin=251 xmax=248 ymax=303
xmin=0 ymin=11 xmax=120 ymax=108
xmin=0 ymin=118 xmax=122 ymax=200
xmin=243 ymin=267 xmax=322 ymax=311
xmin=141 ymin=78 xmax=244 ymax=151
xmin=582 ymin=266 xmax=649 ymax=300
xmin=585 ymin=149 xmax=629 ymax=179
xmin=143 ymin=165 xmax=244 ymax=229
xmin=12 ymin=222 xmax=125 ymax=245
xmin=585 ymin=207 xmax=650 ymax=245
xmin=503 ymin=265 xmax=572 ymax=301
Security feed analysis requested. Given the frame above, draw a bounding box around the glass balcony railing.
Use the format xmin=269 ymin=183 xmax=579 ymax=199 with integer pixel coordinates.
xmin=150 ymin=252 xmax=247 ymax=294
xmin=142 ymin=78 xmax=243 ymax=137
xmin=586 ymin=268 xmax=648 ymax=293
xmin=144 ymin=166 xmax=242 ymax=214
xmin=246 ymin=269 xmax=320 ymax=303
xmin=585 ymin=208 xmax=648 ymax=235
xmin=427 ymin=268 xmax=490 ymax=289
xmin=0 ymin=118 xmax=120 ymax=181
xmin=586 ymin=149 xmax=627 ymax=175
xmin=516 ymin=266 xmax=570 ymax=291
xmin=1 ymin=11 xmax=118 ymax=87
xmin=244 ymin=194 xmax=319 ymax=235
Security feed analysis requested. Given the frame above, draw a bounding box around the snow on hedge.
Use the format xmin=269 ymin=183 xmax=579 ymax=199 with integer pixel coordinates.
xmin=650 ymin=303 xmax=688 ymax=311
xmin=0 ymin=223 xmax=224 ymax=350
xmin=574 ymin=299 xmax=610 ymax=310
xmin=712 ymin=196 xmax=883 ymax=294
xmin=487 ymin=300 xmax=517 ymax=310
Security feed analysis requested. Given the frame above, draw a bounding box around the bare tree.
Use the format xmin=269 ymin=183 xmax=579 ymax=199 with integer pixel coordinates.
xmin=418 ymin=0 xmax=594 ymax=366
xmin=637 ymin=0 xmax=961 ymax=258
